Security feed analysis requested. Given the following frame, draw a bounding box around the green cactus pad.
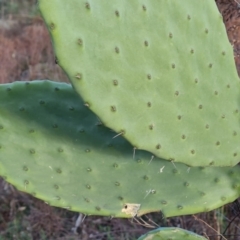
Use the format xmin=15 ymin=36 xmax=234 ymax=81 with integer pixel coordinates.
xmin=39 ymin=0 xmax=240 ymax=166
xmin=0 ymin=81 xmax=240 ymax=217
xmin=138 ymin=227 xmax=207 ymax=240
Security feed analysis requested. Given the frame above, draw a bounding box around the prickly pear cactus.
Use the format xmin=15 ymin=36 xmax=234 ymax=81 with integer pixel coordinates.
xmin=0 ymin=81 xmax=240 ymax=217
xmin=39 ymin=0 xmax=240 ymax=167
xmin=138 ymin=227 xmax=207 ymax=240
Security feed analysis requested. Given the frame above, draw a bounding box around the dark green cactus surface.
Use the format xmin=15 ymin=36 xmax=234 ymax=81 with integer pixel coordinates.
xmin=0 ymin=81 xmax=240 ymax=217
xmin=138 ymin=227 xmax=207 ymax=240
xmin=39 ymin=0 xmax=240 ymax=167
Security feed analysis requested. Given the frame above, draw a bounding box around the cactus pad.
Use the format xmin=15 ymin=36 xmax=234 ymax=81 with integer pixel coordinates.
xmin=39 ymin=0 xmax=240 ymax=166
xmin=138 ymin=227 xmax=207 ymax=240
xmin=0 ymin=81 xmax=240 ymax=217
